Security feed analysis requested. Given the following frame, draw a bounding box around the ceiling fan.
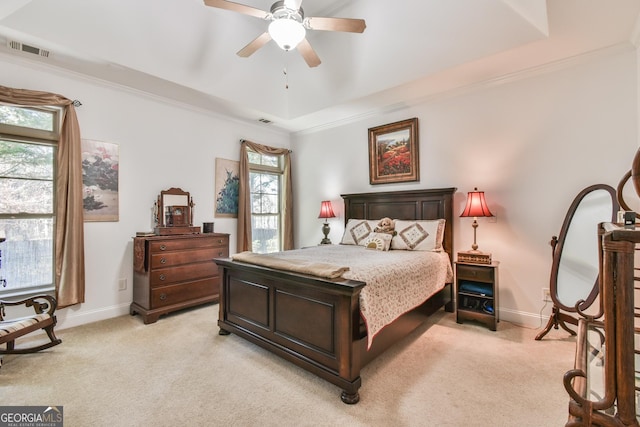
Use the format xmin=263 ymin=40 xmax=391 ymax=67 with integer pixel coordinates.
xmin=203 ymin=0 xmax=366 ymax=67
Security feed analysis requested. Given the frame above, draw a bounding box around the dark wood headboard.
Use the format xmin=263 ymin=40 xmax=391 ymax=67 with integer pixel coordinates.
xmin=341 ymin=188 xmax=456 ymax=264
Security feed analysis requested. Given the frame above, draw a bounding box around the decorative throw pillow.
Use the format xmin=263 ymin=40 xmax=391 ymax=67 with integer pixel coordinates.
xmin=363 ymin=232 xmax=392 ymax=251
xmin=340 ymin=219 xmax=376 ymax=245
xmin=391 ymin=219 xmax=446 ymax=251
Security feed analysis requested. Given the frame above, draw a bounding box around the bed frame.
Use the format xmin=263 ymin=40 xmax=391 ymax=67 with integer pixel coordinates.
xmin=215 ymin=188 xmax=456 ymax=403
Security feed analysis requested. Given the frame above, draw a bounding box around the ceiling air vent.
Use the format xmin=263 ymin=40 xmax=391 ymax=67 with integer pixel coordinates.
xmin=8 ymin=40 xmax=50 ymax=58
xmin=258 ymin=118 xmax=272 ymax=124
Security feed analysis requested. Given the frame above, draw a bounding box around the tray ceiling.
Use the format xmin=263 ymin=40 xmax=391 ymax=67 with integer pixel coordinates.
xmin=0 ymin=0 xmax=639 ymax=133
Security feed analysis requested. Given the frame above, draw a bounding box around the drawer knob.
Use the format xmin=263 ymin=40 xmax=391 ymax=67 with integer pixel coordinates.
xmin=160 ymin=244 xmax=167 ymax=251
xmin=218 ymin=252 xmax=224 ymax=256
xmin=218 ymin=239 xmax=223 ymax=244
xmin=159 ymin=274 xmax=166 ymax=281
xmin=160 ymin=258 xmax=167 ymax=264
xmin=159 ymin=293 xmax=167 ymax=301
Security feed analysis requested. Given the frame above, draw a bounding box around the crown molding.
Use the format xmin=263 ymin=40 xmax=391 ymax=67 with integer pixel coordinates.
xmin=1 ymin=41 xmax=634 ymax=139
xmin=293 ymin=42 xmax=636 ymax=137
xmin=0 ymin=50 xmax=290 ymax=138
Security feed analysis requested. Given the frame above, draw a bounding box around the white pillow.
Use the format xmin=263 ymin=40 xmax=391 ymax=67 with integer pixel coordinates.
xmin=363 ymin=232 xmax=392 ymax=251
xmin=391 ymin=219 xmax=446 ymax=251
xmin=340 ymin=219 xmax=377 ymax=245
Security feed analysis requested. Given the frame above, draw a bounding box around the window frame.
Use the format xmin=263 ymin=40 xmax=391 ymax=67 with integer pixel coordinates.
xmin=248 ymin=151 xmax=284 ymax=253
xmin=0 ymin=104 xmax=60 ymax=297
xmin=0 ymin=105 xmax=60 ymax=140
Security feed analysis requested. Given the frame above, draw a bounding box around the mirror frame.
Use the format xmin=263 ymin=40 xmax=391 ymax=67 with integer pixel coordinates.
xmin=549 ymin=184 xmax=618 ymax=313
xmin=156 ymin=187 xmax=193 ymax=227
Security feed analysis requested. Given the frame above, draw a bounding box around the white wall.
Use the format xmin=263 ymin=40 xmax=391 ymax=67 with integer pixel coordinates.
xmin=1 ymin=53 xmax=290 ymax=329
xmin=2 ymin=44 xmax=637 ymax=331
xmin=291 ymin=46 xmax=638 ymax=327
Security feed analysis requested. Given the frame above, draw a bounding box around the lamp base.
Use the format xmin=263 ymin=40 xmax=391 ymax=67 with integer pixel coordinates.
xmin=457 ymin=250 xmax=492 ymax=264
xmin=320 ymin=222 xmax=332 ymax=245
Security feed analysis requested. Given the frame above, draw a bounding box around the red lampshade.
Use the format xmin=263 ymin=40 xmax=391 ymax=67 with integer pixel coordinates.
xmin=318 ymin=201 xmax=336 ymax=219
xmin=460 ymin=188 xmax=494 ymax=218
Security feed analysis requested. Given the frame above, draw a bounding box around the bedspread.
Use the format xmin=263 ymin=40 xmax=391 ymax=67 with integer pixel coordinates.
xmin=233 ymin=245 xmax=453 ymax=349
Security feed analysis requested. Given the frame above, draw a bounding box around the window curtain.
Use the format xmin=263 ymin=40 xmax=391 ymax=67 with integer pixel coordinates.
xmin=0 ymin=85 xmax=85 ymax=308
xmin=238 ymin=140 xmax=293 ymax=252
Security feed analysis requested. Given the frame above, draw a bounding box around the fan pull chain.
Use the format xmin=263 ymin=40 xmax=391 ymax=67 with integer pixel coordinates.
xmin=283 ymin=67 xmax=289 ymax=89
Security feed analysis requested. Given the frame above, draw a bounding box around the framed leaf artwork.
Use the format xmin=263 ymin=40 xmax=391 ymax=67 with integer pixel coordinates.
xmin=215 ymin=158 xmax=239 ymax=218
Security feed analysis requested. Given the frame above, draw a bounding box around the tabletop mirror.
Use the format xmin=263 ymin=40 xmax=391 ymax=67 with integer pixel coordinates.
xmin=154 ymin=187 xmax=198 ymax=235
xmin=535 ymin=184 xmax=618 ymax=340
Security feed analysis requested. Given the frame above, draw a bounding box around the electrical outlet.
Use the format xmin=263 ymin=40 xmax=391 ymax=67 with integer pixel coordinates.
xmin=118 ymin=278 xmax=127 ymax=291
xmin=542 ymin=288 xmax=551 ymax=302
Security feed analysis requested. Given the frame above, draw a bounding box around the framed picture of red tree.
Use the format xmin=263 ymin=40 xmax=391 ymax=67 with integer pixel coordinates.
xmin=368 ymin=118 xmax=419 ymax=185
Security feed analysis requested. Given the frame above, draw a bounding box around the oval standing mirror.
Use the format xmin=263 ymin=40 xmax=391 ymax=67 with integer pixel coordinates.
xmin=535 ymin=184 xmax=618 ymax=340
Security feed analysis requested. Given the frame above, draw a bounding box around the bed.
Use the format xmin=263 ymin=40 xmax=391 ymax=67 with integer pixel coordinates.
xmin=215 ymin=188 xmax=456 ymax=404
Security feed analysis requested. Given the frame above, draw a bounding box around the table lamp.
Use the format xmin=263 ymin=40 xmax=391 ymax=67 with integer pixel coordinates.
xmin=459 ymin=188 xmax=494 ymax=264
xmin=318 ymin=200 xmax=336 ymax=245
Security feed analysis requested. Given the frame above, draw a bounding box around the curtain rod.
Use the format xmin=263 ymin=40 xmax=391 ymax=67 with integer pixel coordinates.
xmin=239 ymin=139 xmax=292 ymax=153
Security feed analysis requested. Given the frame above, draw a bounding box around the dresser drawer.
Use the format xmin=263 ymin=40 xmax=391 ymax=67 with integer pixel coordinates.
xmin=132 ymin=233 xmax=229 ymax=324
xmin=150 ymin=261 xmax=218 ymax=287
xmin=150 ymin=247 xmax=228 ymax=269
xmin=456 ymin=264 xmax=494 ymax=282
xmin=149 ymin=236 xmax=228 ymax=253
xmin=151 ymin=278 xmax=218 ymax=308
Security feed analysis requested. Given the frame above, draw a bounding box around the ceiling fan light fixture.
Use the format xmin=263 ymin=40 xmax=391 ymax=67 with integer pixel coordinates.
xmin=268 ymin=18 xmax=305 ymax=51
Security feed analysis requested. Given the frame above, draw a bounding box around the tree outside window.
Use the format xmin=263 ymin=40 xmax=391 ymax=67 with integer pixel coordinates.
xmin=248 ymin=152 xmax=283 ymax=253
xmin=0 ymin=105 xmax=57 ymax=296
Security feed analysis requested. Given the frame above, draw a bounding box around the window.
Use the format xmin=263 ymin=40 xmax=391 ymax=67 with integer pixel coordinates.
xmin=0 ymin=105 xmax=59 ymax=297
xmin=248 ymin=150 xmax=284 ymax=253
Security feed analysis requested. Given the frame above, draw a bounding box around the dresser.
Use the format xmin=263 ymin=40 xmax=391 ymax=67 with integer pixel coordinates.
xmin=130 ymin=233 xmax=229 ymax=324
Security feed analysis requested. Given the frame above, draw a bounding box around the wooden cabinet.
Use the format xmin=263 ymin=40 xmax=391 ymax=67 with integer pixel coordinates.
xmin=130 ymin=233 xmax=229 ymax=324
xmin=455 ymin=261 xmax=499 ymax=331
xmin=564 ymin=223 xmax=638 ymax=425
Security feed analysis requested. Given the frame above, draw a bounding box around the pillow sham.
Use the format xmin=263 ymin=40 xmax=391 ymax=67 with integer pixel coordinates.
xmin=391 ymin=219 xmax=446 ymax=251
xmin=340 ymin=219 xmax=377 ymax=245
xmin=363 ymin=232 xmax=392 ymax=251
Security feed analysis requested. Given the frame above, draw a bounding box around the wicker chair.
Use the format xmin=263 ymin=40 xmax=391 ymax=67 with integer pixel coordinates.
xmin=0 ymin=295 xmax=62 ymax=367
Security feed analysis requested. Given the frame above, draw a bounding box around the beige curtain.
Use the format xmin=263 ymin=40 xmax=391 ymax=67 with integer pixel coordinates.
xmin=238 ymin=140 xmax=293 ymax=252
xmin=0 ymin=85 xmax=85 ymax=308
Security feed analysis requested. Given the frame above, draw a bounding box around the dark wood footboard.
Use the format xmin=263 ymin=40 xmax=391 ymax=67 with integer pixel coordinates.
xmin=216 ymin=258 xmax=367 ymax=403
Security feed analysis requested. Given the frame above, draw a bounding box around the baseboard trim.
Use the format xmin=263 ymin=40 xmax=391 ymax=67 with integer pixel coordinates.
xmin=56 ymin=303 xmax=131 ymax=331
xmin=54 ymin=301 xmax=549 ymax=333
xmin=498 ymin=307 xmax=548 ymax=330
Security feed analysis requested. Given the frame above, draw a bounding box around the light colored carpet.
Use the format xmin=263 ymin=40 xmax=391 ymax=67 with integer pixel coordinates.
xmin=1 ymin=304 xmax=575 ymax=426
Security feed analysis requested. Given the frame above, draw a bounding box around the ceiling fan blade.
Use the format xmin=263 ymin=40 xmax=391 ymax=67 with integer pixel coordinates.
xmin=305 ymin=16 xmax=366 ymax=33
xmin=237 ymin=32 xmax=272 ymax=57
xmin=297 ymin=38 xmax=321 ymax=68
xmin=284 ymin=0 xmax=303 ymax=11
xmin=203 ymin=0 xmax=269 ymax=19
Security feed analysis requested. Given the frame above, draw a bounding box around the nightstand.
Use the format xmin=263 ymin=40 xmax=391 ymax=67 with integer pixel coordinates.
xmin=455 ymin=261 xmax=499 ymax=331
